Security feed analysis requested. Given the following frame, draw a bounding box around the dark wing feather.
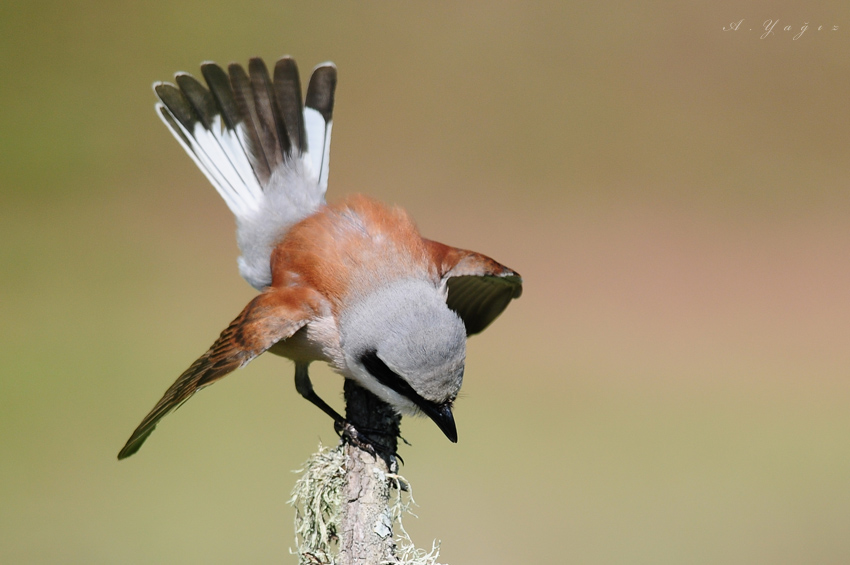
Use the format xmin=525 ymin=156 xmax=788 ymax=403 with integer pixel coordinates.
xmin=426 ymin=240 xmax=522 ymax=336
xmin=446 ymin=274 xmax=522 ymax=335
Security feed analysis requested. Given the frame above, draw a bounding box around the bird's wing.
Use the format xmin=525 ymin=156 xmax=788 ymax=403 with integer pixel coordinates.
xmin=425 ymin=240 xmax=523 ymax=336
xmin=117 ymin=287 xmax=321 ymax=459
xmin=154 ymin=57 xmax=337 ymax=290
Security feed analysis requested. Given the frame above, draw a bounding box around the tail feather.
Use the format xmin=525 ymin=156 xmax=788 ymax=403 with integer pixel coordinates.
xmin=246 ymin=58 xmax=288 ymax=169
xmin=304 ymin=63 xmax=336 ymax=196
xmin=226 ymin=62 xmax=274 ymax=184
xmin=200 ymin=62 xmax=241 ymax=129
xmin=174 ymin=73 xmax=217 ymax=128
xmin=154 ymin=56 xmax=337 ymax=290
xmin=305 ymin=64 xmax=336 ymax=122
xmin=273 ymin=57 xmax=307 ymax=154
xmin=155 ymin=81 xmax=264 ymax=217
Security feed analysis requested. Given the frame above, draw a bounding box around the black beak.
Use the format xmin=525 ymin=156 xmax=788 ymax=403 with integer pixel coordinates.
xmin=359 ymin=349 xmax=459 ymax=443
xmin=422 ymin=402 xmax=457 ymax=443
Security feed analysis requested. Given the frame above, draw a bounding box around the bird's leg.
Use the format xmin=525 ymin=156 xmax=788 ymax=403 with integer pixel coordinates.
xmin=294 ymin=362 xmax=345 ymax=422
xmin=294 ymin=363 xmax=377 ymax=454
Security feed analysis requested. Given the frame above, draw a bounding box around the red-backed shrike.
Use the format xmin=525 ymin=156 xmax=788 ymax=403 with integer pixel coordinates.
xmin=117 ymin=56 xmax=522 ymax=459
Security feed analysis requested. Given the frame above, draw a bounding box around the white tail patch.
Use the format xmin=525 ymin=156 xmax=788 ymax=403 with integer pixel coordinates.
xmin=303 ymin=107 xmax=332 ymax=196
xmin=156 ymin=103 xmax=265 ymax=219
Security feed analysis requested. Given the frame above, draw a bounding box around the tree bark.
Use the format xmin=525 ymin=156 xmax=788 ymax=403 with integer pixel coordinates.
xmin=337 ymin=380 xmax=401 ymax=565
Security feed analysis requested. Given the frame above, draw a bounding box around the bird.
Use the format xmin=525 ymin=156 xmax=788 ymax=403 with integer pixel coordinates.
xmin=117 ymin=55 xmax=522 ymax=460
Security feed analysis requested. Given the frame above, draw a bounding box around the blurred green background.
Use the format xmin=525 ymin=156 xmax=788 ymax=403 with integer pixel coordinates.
xmin=3 ymin=1 xmax=850 ymax=563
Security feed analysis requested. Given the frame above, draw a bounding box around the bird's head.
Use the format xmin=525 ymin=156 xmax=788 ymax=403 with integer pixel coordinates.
xmin=339 ymin=278 xmax=466 ymax=442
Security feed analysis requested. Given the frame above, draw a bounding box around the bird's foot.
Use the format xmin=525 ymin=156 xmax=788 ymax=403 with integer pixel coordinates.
xmin=335 ymin=419 xmax=376 ymax=454
xmin=334 ymin=420 xmax=404 ymax=468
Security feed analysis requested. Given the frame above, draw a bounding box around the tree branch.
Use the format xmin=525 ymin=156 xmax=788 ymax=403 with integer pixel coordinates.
xmin=338 ymin=380 xmax=401 ymax=564
xmin=291 ymin=382 xmax=443 ymax=564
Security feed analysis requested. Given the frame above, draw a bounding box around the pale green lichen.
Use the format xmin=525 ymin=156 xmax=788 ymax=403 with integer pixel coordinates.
xmin=289 ymin=444 xmax=445 ymax=565
xmin=386 ymin=473 xmax=444 ymax=565
xmin=289 ymin=443 xmax=346 ymax=565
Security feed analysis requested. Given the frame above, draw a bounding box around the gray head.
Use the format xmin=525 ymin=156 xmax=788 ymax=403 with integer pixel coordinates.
xmin=339 ymin=278 xmax=467 ymax=441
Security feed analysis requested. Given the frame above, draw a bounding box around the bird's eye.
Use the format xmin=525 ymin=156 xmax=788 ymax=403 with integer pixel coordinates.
xmin=359 ymin=350 xmax=434 ymax=411
xmin=359 ymin=349 xmax=458 ymax=442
